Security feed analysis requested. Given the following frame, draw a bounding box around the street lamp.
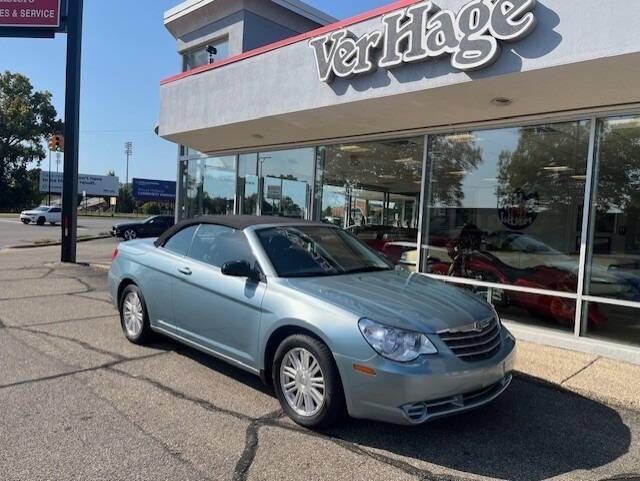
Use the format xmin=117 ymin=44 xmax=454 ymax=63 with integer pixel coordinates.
xmin=124 ymin=141 xmax=133 ymax=187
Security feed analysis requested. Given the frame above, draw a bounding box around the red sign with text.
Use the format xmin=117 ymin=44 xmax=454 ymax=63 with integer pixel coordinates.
xmin=0 ymin=0 xmax=61 ymax=28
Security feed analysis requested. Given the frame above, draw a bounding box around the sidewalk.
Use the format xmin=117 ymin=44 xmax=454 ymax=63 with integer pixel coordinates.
xmin=514 ymin=341 xmax=640 ymax=412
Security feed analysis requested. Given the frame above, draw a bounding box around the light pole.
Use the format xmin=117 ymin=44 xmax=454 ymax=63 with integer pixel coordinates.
xmin=124 ymin=141 xmax=133 ymax=187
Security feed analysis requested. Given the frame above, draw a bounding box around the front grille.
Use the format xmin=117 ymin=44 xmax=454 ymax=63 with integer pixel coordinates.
xmin=439 ymin=317 xmax=502 ymax=361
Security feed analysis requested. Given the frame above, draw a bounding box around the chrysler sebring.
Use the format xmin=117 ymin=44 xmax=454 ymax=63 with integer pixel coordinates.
xmin=108 ymin=216 xmax=515 ymax=427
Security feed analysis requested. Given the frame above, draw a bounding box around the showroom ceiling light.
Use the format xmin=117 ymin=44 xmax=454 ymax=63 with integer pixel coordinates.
xmin=340 ymin=145 xmax=369 ymax=153
xmin=544 ymin=166 xmax=572 ymax=172
xmin=445 ymin=133 xmax=475 ymax=143
xmin=394 ymin=157 xmax=420 ymax=165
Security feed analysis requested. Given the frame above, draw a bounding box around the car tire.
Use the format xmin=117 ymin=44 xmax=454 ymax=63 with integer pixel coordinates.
xmin=21 ymin=219 xmax=29 ymax=224
xmin=37 ymin=217 xmax=45 ymax=226
xmin=273 ymin=334 xmax=345 ymax=429
xmin=49 ymin=222 xmax=56 ymax=226
xmin=123 ymin=229 xmax=137 ymax=241
xmin=119 ymin=284 xmax=153 ymax=345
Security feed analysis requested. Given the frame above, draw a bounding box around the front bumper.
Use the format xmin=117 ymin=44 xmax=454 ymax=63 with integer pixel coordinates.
xmin=335 ymin=333 xmax=516 ymax=425
xmin=20 ymin=214 xmax=37 ymax=223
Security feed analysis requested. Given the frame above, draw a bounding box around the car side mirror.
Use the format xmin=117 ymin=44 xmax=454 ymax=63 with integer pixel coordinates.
xmin=222 ymin=260 xmax=260 ymax=282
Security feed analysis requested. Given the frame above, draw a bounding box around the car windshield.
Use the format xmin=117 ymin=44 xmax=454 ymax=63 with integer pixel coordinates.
xmin=256 ymin=225 xmax=393 ymax=278
xmin=34 ymin=206 xmax=49 ymax=212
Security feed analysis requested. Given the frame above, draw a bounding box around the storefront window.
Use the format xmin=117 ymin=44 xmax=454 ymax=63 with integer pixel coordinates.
xmin=316 ymin=137 xmax=424 ymax=270
xmin=238 ymin=148 xmax=314 ymax=219
xmin=583 ymin=302 xmax=640 ymax=346
xmin=180 ymin=156 xmax=236 ymax=219
xmin=423 ymin=121 xmax=591 ymax=330
xmin=584 ymin=115 xmax=640 ymax=345
xmin=494 ymin=291 xmax=577 ymax=333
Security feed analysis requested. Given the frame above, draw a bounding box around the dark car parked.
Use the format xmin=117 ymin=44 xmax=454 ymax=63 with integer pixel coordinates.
xmin=111 ymin=215 xmax=175 ymax=241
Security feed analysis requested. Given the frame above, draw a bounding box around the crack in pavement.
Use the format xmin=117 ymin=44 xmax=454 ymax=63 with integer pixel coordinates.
xmin=86 ymin=379 xmax=217 ymax=481
xmin=0 ymin=313 xmax=117 ymax=330
xmin=0 ymin=352 xmax=170 ymax=390
xmin=12 ymin=325 xmax=129 ymax=361
xmin=561 ymin=356 xmax=602 ymax=385
xmin=233 ymin=410 xmax=284 ymax=481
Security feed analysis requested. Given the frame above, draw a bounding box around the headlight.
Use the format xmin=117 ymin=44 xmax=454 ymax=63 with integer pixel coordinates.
xmin=358 ymin=318 xmax=437 ymax=362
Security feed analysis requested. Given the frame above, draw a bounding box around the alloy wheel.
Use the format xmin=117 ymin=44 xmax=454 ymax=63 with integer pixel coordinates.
xmin=280 ymin=348 xmax=326 ymax=417
xmin=122 ymin=291 xmax=144 ymax=338
xmin=124 ymin=229 xmax=137 ymax=241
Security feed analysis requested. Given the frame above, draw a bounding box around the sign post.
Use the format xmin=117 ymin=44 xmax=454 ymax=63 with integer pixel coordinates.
xmin=61 ymin=0 xmax=83 ymax=263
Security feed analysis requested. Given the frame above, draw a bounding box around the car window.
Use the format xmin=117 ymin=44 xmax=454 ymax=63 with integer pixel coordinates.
xmin=164 ymin=225 xmax=198 ymax=256
xmin=188 ymin=224 xmax=256 ymax=269
xmin=49 ymin=208 xmax=61 ymax=213
xmin=257 ymin=226 xmax=392 ymax=278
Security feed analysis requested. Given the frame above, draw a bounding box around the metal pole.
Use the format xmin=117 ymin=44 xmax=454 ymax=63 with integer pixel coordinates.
xmin=48 ymin=148 xmax=52 ymax=206
xmin=61 ymin=0 xmax=83 ymax=263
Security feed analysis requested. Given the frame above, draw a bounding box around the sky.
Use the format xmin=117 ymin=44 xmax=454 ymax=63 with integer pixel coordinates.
xmin=1 ymin=0 xmax=392 ymax=182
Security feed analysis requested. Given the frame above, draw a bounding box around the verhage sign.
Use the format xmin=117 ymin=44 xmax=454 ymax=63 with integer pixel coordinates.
xmin=310 ymin=0 xmax=537 ymax=83
xmin=0 ymin=0 xmax=61 ymax=28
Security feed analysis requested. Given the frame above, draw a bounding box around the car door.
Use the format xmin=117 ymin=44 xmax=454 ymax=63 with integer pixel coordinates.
xmin=172 ymin=224 xmax=266 ymax=369
xmin=141 ymin=225 xmax=199 ymax=330
xmin=49 ymin=207 xmax=61 ymax=223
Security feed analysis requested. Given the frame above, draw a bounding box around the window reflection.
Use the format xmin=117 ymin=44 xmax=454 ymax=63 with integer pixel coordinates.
xmin=583 ymin=302 xmax=640 ymax=346
xmin=424 ymin=122 xmax=590 ymax=331
xmin=587 ymin=116 xmax=640 ymax=302
xmin=180 ymin=156 xmax=235 ymax=219
xmin=238 ymin=149 xmax=314 ymax=219
xmin=493 ymin=292 xmax=576 ymax=333
xmin=316 ymin=138 xmax=424 ymax=270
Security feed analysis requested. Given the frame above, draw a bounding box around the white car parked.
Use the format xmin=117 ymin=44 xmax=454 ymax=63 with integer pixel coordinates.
xmin=20 ymin=206 xmax=62 ymax=226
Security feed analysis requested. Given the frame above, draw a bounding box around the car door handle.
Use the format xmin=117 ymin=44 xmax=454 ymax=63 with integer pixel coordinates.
xmin=178 ymin=267 xmax=192 ymax=276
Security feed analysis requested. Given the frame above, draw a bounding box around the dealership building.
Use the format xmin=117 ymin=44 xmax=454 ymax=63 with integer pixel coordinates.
xmin=159 ymin=0 xmax=640 ymax=363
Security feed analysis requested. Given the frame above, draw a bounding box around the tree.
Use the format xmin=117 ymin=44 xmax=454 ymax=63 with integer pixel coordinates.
xmin=0 ymin=71 xmax=63 ymax=211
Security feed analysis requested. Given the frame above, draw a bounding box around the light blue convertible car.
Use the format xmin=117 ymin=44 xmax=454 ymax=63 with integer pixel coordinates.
xmin=109 ymin=216 xmax=515 ymax=427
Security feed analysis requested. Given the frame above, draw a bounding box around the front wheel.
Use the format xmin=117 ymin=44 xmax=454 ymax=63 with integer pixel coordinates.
xmin=37 ymin=217 xmax=45 ymax=226
xmin=119 ymin=284 xmax=153 ymax=344
xmin=273 ymin=335 xmax=345 ymax=429
xmin=21 ymin=219 xmax=29 ymax=224
xmin=123 ymin=229 xmax=137 ymax=241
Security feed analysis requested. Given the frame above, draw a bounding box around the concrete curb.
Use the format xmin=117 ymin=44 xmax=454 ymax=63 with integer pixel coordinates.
xmin=2 ymin=235 xmax=113 ymax=251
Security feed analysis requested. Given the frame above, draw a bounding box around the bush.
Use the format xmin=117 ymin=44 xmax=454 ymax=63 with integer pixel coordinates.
xmin=141 ymin=202 xmax=162 ymax=215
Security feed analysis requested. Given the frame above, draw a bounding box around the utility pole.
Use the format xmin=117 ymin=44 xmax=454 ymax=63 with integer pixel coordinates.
xmin=48 ymin=148 xmax=52 ymax=206
xmin=61 ymin=0 xmax=84 ymax=263
xmin=125 ymin=141 xmax=133 ymax=187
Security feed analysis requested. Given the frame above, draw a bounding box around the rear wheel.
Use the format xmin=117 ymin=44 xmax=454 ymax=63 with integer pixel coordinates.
xmin=273 ymin=335 xmax=345 ymax=429
xmin=123 ymin=229 xmax=137 ymax=241
xmin=119 ymin=285 xmax=153 ymax=344
xmin=37 ymin=217 xmax=45 ymax=226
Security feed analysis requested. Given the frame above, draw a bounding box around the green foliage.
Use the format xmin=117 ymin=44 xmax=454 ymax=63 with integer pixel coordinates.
xmin=116 ymin=185 xmax=136 ymax=213
xmin=141 ymin=202 xmax=162 ymax=215
xmin=0 ymin=71 xmax=63 ymax=211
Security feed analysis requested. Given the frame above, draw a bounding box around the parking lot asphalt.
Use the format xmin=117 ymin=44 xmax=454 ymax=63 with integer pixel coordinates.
xmin=0 ymin=215 xmax=137 ymax=249
xmin=1 ymin=239 xmax=639 ymax=481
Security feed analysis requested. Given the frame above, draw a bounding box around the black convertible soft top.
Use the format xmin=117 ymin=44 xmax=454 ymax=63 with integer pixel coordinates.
xmin=154 ymin=215 xmax=324 ymax=247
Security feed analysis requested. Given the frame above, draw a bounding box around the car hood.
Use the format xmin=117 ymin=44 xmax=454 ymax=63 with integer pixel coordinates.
xmin=113 ymin=221 xmax=142 ymax=229
xmin=283 ymin=269 xmax=494 ymax=333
